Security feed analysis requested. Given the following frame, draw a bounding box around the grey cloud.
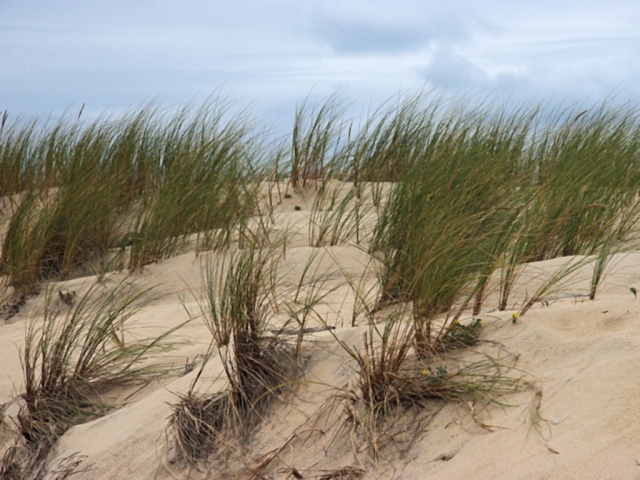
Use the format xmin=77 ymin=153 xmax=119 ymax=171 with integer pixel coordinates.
xmin=420 ymin=49 xmax=536 ymax=106
xmin=423 ymin=48 xmax=490 ymax=90
xmin=420 ymin=24 xmax=640 ymax=108
xmin=312 ymin=18 xmax=430 ymax=54
xmin=310 ymin=2 xmax=478 ymax=55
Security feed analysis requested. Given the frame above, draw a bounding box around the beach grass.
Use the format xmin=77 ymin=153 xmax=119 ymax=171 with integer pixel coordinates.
xmin=1 ymin=279 xmax=183 ymax=477
xmin=168 ymin=229 xmax=301 ymax=466
xmin=0 ymin=99 xmax=261 ymax=294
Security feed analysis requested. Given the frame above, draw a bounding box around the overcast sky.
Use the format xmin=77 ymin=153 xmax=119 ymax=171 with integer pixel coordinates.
xmin=1 ymin=1 xmax=639 ymax=133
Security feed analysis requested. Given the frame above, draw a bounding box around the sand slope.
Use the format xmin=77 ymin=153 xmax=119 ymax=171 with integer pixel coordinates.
xmin=2 ymin=186 xmax=640 ymax=479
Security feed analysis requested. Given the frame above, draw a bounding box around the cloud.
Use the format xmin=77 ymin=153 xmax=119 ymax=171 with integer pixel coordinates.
xmin=423 ymin=48 xmax=489 ymax=90
xmin=418 ymin=13 xmax=640 ymax=108
xmin=310 ymin=1 xmax=479 ymax=55
xmin=312 ymin=19 xmax=428 ymax=54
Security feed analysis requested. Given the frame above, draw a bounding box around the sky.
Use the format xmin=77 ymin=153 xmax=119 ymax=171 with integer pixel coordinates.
xmin=1 ymin=0 xmax=639 ymax=133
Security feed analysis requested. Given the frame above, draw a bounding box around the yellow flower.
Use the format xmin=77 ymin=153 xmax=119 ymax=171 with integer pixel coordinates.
xmin=511 ymin=312 xmax=519 ymax=324
xmin=422 ymin=369 xmax=429 ymax=376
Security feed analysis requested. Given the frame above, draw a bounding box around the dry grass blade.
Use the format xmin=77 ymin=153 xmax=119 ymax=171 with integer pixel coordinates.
xmin=319 ymin=466 xmax=367 ymax=479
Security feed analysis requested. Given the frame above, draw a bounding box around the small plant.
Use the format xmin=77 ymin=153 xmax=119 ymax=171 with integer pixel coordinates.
xmin=443 ymin=318 xmax=482 ymax=349
xmin=421 ymin=365 xmax=451 ymax=389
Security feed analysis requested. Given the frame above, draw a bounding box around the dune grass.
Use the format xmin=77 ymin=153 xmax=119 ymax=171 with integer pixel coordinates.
xmin=169 ymin=231 xmax=300 ymax=466
xmin=369 ymin=99 xmax=532 ymax=354
xmin=290 ymin=95 xmax=347 ymax=190
xmin=314 ymin=96 xmax=640 ymax=458
xmin=1 ymin=280 xmax=183 ymax=478
xmin=5 ymin=95 xmax=637 ymax=304
xmin=498 ymin=104 xmax=640 ymax=309
xmin=330 ymin=304 xmax=522 ymax=459
xmin=354 ymin=96 xmax=640 ymax=351
xmin=127 ymin=103 xmax=261 ymax=270
xmin=0 ymin=118 xmax=125 ymax=293
xmin=0 ymin=100 xmax=261 ymax=295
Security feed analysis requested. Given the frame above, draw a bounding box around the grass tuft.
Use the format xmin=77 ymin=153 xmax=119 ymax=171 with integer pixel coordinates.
xmin=1 ymin=280 xmax=183 ymax=477
xmin=168 ymin=232 xmax=301 ymax=466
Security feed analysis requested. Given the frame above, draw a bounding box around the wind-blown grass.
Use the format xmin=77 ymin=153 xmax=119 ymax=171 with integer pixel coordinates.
xmin=127 ymin=103 xmax=261 ymax=270
xmin=0 ymin=100 xmax=261 ymax=293
xmin=290 ymin=95 xmax=347 ymax=190
xmin=499 ymin=104 xmax=640 ymax=308
xmin=370 ymin=99 xmax=532 ymax=355
xmin=357 ymin=96 xmax=640 ymax=353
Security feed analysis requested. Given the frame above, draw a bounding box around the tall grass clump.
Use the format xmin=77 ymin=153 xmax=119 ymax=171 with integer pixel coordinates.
xmin=1 ymin=280 xmax=182 ymax=478
xmin=301 ymin=98 xmax=433 ymax=249
xmin=525 ymin=105 xmax=640 ymax=260
xmin=169 ymin=232 xmax=300 ymax=465
xmin=499 ymin=103 xmax=640 ymax=309
xmin=303 ymin=96 xmax=425 ymax=248
xmin=0 ymin=99 xmax=263 ymax=293
xmin=347 ymin=93 xmax=439 ymax=185
xmin=127 ymin=102 xmax=262 ymax=270
xmin=0 ymin=117 xmax=41 ymax=197
xmin=371 ymin=98 xmax=533 ymax=354
xmin=0 ymin=119 xmax=126 ymax=293
xmin=103 ymin=105 xmax=164 ymax=203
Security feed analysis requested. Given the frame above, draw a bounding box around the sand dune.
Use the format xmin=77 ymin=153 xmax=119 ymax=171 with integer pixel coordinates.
xmin=2 ymin=186 xmax=640 ymax=479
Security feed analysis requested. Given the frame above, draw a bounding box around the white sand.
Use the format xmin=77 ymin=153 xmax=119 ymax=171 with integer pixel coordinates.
xmin=2 ymin=183 xmax=640 ymax=479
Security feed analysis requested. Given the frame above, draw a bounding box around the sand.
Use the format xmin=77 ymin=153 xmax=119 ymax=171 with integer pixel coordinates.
xmin=2 ymin=183 xmax=640 ymax=479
